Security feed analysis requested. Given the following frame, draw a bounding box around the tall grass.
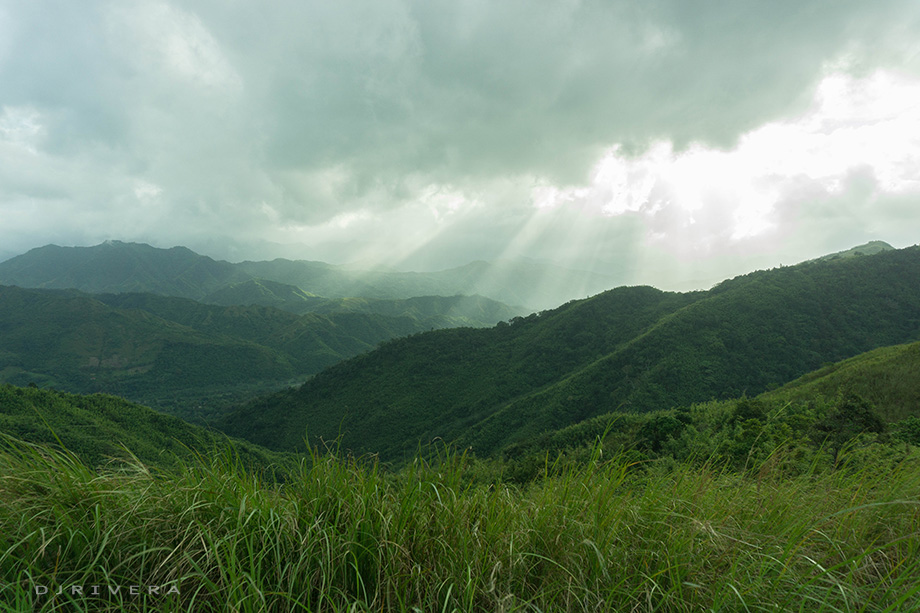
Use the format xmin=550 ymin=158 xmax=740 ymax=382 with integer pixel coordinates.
xmin=1 ymin=436 xmax=919 ymax=612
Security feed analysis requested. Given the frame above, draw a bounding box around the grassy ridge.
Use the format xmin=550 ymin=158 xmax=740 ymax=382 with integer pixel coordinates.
xmin=0 ymin=384 xmax=289 ymax=473
xmin=768 ymin=340 xmax=920 ymax=422
xmin=1 ymin=438 xmax=918 ymax=612
xmin=501 ymin=338 xmax=920 ymax=479
xmin=3 ymin=335 xmax=920 ymax=610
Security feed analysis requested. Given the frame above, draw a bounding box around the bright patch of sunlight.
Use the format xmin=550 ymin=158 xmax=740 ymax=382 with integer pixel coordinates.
xmin=532 ymin=68 xmax=920 ymax=247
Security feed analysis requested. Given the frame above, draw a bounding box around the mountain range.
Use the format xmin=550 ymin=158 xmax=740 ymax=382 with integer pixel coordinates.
xmin=3 ymin=237 xmax=918 ymax=466
xmin=218 ymin=244 xmax=920 ymax=461
xmin=0 ymin=240 xmax=616 ymax=311
xmin=0 ymin=241 xmax=552 ymax=417
xmin=6 ymin=330 xmax=919 ymax=476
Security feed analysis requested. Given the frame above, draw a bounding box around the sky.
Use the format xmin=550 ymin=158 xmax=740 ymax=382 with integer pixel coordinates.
xmin=1 ymin=0 xmax=919 ymax=291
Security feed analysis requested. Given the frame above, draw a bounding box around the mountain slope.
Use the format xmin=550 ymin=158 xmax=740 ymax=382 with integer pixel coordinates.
xmin=0 ymin=286 xmax=297 ymax=408
xmin=201 ymin=278 xmax=327 ymax=312
xmin=455 ymin=246 xmax=920 ymax=452
xmin=219 ymin=285 xmax=703 ymax=456
xmin=807 ymin=240 xmax=894 ymax=263
xmin=95 ymin=292 xmax=432 ymax=374
xmin=504 ymin=336 xmax=920 ymax=470
xmin=0 ymin=384 xmax=289 ymax=472
xmin=218 ymin=246 xmax=920 ymax=460
xmin=0 ymin=286 xmax=499 ymax=418
xmin=764 ymin=339 xmax=920 ymax=422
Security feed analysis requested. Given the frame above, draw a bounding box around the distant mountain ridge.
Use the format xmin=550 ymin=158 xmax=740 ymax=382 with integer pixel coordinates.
xmin=200 ymin=278 xmax=523 ymax=325
xmin=0 ymin=241 xmax=247 ymax=300
xmin=218 ymin=244 xmax=920 ymax=461
xmin=0 ymin=241 xmax=617 ymax=311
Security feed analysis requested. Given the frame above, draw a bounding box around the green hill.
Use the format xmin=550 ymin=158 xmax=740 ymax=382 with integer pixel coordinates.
xmin=0 ymin=384 xmax=287 ymax=472
xmin=201 ymin=279 xmax=325 ymax=313
xmin=0 ymin=286 xmax=504 ymax=420
xmin=201 ymin=278 xmax=327 ymax=311
xmin=218 ymin=245 xmax=920 ymax=461
xmin=0 ymin=286 xmax=297 ymax=414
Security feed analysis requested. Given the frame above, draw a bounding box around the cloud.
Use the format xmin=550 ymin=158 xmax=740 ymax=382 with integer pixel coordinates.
xmin=533 ymin=69 xmax=920 ymax=261
xmin=240 ymin=0 xmax=920 ymax=194
xmin=0 ymin=0 xmax=919 ymax=284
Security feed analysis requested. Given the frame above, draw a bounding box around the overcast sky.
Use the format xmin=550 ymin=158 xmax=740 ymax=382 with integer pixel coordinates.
xmin=1 ymin=0 xmax=919 ymax=290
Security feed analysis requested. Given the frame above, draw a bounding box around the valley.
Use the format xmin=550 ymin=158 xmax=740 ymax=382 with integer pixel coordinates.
xmin=0 ymin=243 xmax=526 ymax=418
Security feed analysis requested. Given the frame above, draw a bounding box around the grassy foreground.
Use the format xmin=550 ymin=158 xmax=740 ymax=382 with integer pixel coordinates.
xmin=1 ymin=438 xmax=919 ymax=612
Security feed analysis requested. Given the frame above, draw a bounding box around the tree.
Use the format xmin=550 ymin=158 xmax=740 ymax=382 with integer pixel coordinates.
xmin=637 ymin=413 xmax=686 ymax=453
xmin=810 ymin=392 xmax=885 ymax=464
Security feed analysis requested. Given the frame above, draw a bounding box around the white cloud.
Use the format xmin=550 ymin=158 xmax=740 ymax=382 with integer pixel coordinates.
xmin=133 ymin=180 xmax=162 ymax=202
xmin=532 ymin=69 xmax=920 ymax=256
xmin=0 ymin=106 xmax=44 ymax=153
xmin=105 ymin=1 xmax=242 ymax=94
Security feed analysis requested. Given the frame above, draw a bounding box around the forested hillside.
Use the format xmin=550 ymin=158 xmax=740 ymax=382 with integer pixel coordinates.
xmin=219 ymin=246 xmax=920 ymax=460
xmin=0 ymin=286 xmax=505 ymax=419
